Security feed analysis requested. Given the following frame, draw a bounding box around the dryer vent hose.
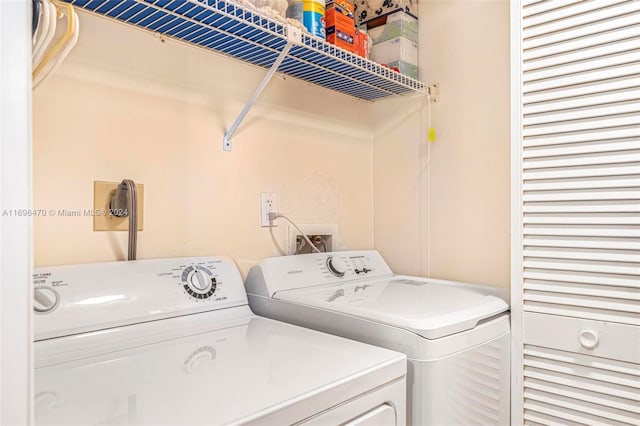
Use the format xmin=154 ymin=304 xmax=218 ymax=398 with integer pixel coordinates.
xmin=110 ymin=179 xmax=138 ymax=261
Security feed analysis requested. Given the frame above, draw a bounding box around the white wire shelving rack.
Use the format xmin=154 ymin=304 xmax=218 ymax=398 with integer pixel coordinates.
xmin=63 ymin=0 xmax=429 ymax=150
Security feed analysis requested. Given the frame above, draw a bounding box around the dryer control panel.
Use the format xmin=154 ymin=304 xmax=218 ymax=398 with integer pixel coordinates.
xmin=33 ymin=257 xmax=248 ymax=341
xmin=245 ymin=250 xmax=394 ymax=298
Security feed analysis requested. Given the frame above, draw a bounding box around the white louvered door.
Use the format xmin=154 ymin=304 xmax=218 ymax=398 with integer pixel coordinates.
xmin=512 ymin=0 xmax=640 ymax=425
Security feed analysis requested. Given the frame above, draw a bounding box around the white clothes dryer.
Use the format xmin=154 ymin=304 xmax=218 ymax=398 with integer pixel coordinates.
xmin=33 ymin=256 xmax=407 ymax=425
xmin=245 ymin=250 xmax=511 ymax=426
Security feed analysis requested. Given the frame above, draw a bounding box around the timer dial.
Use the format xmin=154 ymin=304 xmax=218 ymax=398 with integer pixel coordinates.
xmin=326 ymin=256 xmax=346 ymax=277
xmin=182 ymin=266 xmax=217 ymax=299
xmin=34 ymin=287 xmax=59 ymax=313
xmin=189 ymin=270 xmax=211 ymax=293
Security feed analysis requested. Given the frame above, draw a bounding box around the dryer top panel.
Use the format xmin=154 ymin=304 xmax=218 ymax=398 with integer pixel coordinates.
xmin=33 ymin=256 xmax=248 ymax=341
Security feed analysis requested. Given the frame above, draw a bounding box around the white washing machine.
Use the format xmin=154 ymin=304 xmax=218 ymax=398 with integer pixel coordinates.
xmin=33 ymin=256 xmax=407 ymax=425
xmin=245 ymin=250 xmax=511 ymax=426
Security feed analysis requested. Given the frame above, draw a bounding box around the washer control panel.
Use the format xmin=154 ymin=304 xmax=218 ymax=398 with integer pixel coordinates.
xmin=312 ymin=252 xmax=389 ymax=281
xmin=246 ymin=250 xmax=394 ymax=297
xmin=33 ymin=256 xmax=248 ymax=341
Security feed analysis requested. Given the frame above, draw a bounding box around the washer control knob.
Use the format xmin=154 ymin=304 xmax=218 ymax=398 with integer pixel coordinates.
xmin=326 ymin=256 xmax=346 ymax=277
xmin=578 ymin=329 xmax=599 ymax=349
xmin=188 ymin=270 xmax=212 ymax=293
xmin=34 ymin=287 xmax=59 ymax=313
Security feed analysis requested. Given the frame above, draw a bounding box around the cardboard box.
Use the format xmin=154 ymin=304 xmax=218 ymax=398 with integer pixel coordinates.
xmin=327 ymin=31 xmax=356 ymax=51
xmin=353 ymin=0 xmax=417 ymax=26
xmin=365 ymin=11 xmax=417 ymax=44
xmin=383 ymin=60 xmax=418 ymax=79
xmin=370 ymin=36 xmax=418 ymax=79
xmin=354 ymin=28 xmax=370 ymax=58
xmin=326 ymin=1 xmax=356 ymax=52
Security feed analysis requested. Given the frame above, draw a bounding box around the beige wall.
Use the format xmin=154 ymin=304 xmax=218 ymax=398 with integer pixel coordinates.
xmin=374 ymin=0 xmax=511 ymax=287
xmin=33 ymin=12 xmax=375 ymax=276
xmin=34 ymin=4 xmax=510 ymax=286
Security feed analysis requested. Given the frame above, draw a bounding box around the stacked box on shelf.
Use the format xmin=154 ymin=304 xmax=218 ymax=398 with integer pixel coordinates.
xmin=354 ymin=28 xmax=369 ymax=58
xmin=362 ymin=10 xmax=419 ymax=79
xmin=353 ymin=0 xmax=418 ymax=26
xmin=326 ymin=0 xmax=356 ymax=52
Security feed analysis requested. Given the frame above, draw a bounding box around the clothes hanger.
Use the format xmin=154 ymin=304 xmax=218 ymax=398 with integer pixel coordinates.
xmin=33 ymin=9 xmax=79 ymax=89
xmin=33 ymin=0 xmax=78 ymax=87
xmin=33 ymin=0 xmax=49 ymax=57
xmin=33 ymin=0 xmax=56 ymax=65
xmin=33 ymin=0 xmax=75 ymax=79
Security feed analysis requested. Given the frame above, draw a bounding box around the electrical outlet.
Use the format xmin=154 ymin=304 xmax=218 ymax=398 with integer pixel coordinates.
xmin=260 ymin=192 xmax=277 ymax=227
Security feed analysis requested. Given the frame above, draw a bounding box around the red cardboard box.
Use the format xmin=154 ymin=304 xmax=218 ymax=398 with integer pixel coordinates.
xmin=354 ymin=28 xmax=369 ymax=58
xmin=326 ymin=1 xmax=356 ymax=52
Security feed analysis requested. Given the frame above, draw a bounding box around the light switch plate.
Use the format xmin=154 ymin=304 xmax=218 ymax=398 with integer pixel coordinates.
xmin=93 ymin=181 xmax=144 ymax=231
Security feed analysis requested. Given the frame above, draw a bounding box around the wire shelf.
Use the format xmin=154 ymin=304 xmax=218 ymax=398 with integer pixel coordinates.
xmin=64 ymin=0 xmax=427 ymax=100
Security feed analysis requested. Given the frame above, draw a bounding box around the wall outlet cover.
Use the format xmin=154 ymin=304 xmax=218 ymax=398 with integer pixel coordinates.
xmin=260 ymin=192 xmax=278 ymax=227
xmin=93 ymin=181 xmax=144 ymax=231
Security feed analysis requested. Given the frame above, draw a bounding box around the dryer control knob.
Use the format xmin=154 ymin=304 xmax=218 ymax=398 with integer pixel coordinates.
xmin=326 ymin=256 xmax=346 ymax=277
xmin=34 ymin=287 xmax=59 ymax=313
xmin=188 ymin=270 xmax=212 ymax=293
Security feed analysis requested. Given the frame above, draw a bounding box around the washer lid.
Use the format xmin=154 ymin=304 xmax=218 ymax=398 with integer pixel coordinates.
xmin=274 ymin=276 xmax=509 ymax=339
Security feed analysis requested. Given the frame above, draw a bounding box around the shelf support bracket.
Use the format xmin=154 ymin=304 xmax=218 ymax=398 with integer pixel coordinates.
xmin=427 ymin=83 xmax=439 ymax=103
xmin=223 ymin=41 xmax=294 ymax=151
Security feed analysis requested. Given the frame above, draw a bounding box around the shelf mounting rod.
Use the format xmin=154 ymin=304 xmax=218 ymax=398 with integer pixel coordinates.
xmin=223 ymin=41 xmax=293 ymax=151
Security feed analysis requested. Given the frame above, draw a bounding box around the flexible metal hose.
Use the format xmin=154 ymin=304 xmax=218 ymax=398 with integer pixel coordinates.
xmin=121 ymin=179 xmax=137 ymax=261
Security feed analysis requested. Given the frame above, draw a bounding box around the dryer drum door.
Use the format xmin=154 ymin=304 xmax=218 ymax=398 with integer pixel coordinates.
xmin=344 ymin=405 xmax=397 ymax=425
xmin=300 ymin=377 xmax=406 ymax=426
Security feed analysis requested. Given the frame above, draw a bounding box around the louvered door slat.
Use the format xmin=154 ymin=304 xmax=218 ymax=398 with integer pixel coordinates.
xmin=523 ymin=204 xmax=640 ymax=214
xmin=524 ymin=154 xmax=638 ymax=169
xmin=523 ymin=270 xmax=639 ymax=288
xmin=524 ymin=115 xmax=640 ymax=137
xmin=523 ymin=177 xmax=640 ymax=191
xmin=523 ymin=248 xmax=640 ymax=262
xmin=524 ymin=281 xmax=639 ymax=300
xmin=523 ymin=129 xmax=640 ymax=146
xmin=523 ymin=164 xmax=639 ymax=180
xmin=523 ymin=293 xmax=639 ymax=316
xmin=524 ymin=106 xmax=640 ymax=127
xmin=522 ymin=189 xmax=640 ymax=202
xmin=523 ymin=236 xmax=640 ymax=250
xmin=524 ymin=216 xmax=638 ymax=225
xmin=523 ymin=141 xmax=640 ymax=157
xmin=524 ymin=90 xmax=640 ymax=115
xmin=523 ymin=76 xmax=640 ymax=105
xmin=523 ymin=0 xmax=582 ymax=16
